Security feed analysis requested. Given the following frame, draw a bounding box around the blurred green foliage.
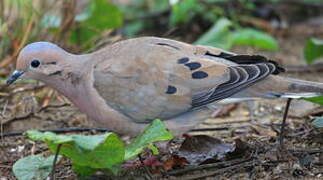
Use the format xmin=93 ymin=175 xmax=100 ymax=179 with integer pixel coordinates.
xmin=70 ymin=0 xmax=123 ymax=47
xmin=40 ymin=0 xmax=123 ymax=48
xmin=231 ymin=28 xmax=278 ymax=51
xmin=305 ymin=96 xmax=323 ymax=105
xmin=194 ymin=18 xmax=278 ymax=50
xmin=121 ymin=0 xmax=279 ymax=50
xmin=303 ymin=38 xmax=323 ymax=106
xmin=304 ymin=38 xmax=323 ymax=64
xmin=195 ymin=18 xmax=233 ymax=49
xmin=1 ymin=0 xmax=322 ymax=68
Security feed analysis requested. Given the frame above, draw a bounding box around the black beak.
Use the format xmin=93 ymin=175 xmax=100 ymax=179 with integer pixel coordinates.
xmin=6 ymin=70 xmax=25 ymax=85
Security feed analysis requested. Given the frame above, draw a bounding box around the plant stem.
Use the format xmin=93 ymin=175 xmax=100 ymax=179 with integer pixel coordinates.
xmin=279 ymin=98 xmax=292 ymax=149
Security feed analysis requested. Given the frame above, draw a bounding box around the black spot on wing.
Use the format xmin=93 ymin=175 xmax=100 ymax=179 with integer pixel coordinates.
xmin=177 ymin=57 xmax=189 ymax=64
xmin=192 ymin=71 xmax=208 ymax=79
xmin=156 ymin=43 xmax=180 ymax=50
xmin=166 ymin=85 xmax=177 ymax=94
xmin=185 ymin=62 xmax=201 ymax=71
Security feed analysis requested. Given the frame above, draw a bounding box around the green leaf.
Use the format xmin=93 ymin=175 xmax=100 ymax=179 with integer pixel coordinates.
xmin=232 ymin=28 xmax=279 ymax=51
xmin=27 ymin=131 xmax=73 ymax=144
xmin=13 ymin=155 xmax=60 ymax=180
xmin=25 ymin=121 xmax=173 ymax=177
xmin=312 ymin=117 xmax=323 ymax=128
xmin=125 ymin=119 xmax=174 ymax=160
xmin=26 ymin=131 xmax=125 ymax=175
xmin=304 ymin=96 xmax=323 ymax=105
xmin=170 ymin=0 xmax=197 ymax=26
xmin=84 ymin=0 xmax=122 ymax=30
xmin=70 ymin=0 xmax=123 ymax=45
xmin=194 ymin=17 xmax=233 ymax=50
xmin=149 ymin=0 xmax=170 ymax=12
xmin=123 ymin=21 xmax=145 ymax=37
xmin=304 ymin=38 xmax=323 ymax=64
xmin=147 ymin=144 xmax=160 ymax=155
xmin=72 ymin=164 xmax=98 ymax=178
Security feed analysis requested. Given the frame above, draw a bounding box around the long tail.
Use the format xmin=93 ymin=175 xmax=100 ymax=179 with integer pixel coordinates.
xmin=248 ymin=76 xmax=323 ymax=98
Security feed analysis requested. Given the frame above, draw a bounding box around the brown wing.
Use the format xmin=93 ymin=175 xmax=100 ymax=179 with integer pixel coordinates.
xmin=92 ymin=37 xmax=284 ymax=122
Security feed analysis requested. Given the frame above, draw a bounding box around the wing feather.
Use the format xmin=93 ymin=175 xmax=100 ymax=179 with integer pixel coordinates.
xmin=192 ymin=63 xmax=276 ymax=108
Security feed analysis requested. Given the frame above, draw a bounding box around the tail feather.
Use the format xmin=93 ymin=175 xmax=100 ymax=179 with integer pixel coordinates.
xmin=249 ymin=76 xmax=323 ymax=99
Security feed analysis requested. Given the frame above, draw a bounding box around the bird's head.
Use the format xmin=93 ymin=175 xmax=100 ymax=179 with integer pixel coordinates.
xmin=6 ymin=42 xmax=71 ymax=85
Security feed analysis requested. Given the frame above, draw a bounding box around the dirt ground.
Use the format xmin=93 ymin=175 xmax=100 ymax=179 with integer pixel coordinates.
xmin=1 ymin=26 xmax=323 ymax=179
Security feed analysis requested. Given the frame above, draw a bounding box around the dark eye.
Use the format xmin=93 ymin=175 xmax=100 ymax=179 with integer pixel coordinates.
xmin=30 ymin=59 xmax=40 ymax=68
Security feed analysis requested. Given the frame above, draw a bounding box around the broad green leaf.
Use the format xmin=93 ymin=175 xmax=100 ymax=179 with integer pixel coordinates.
xmin=150 ymin=0 xmax=170 ymax=12
xmin=232 ymin=28 xmax=278 ymax=51
xmin=304 ymin=38 xmax=323 ymax=64
xmin=304 ymin=96 xmax=323 ymax=105
xmin=125 ymin=119 xmax=174 ymax=160
xmin=123 ymin=21 xmax=145 ymax=37
xmin=25 ymin=120 xmax=173 ymax=176
xmin=84 ymin=0 xmax=122 ymax=30
xmin=312 ymin=117 xmax=323 ymax=128
xmin=170 ymin=0 xmax=197 ymax=26
xmin=27 ymin=130 xmax=73 ymax=144
xmin=194 ymin=18 xmax=233 ymax=49
xmin=13 ymin=155 xmax=60 ymax=180
xmin=26 ymin=131 xmax=125 ymax=175
xmin=70 ymin=0 xmax=123 ymax=45
xmin=72 ymin=164 xmax=98 ymax=178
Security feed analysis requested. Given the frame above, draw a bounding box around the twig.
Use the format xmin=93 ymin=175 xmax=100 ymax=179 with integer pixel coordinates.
xmin=190 ymin=127 xmax=229 ymax=132
xmin=166 ymin=158 xmax=251 ymax=176
xmin=0 ymin=11 xmax=35 ymax=67
xmin=1 ymin=103 xmax=69 ymax=125
xmin=0 ymin=0 xmax=4 ymax=18
xmin=1 ymin=127 xmax=112 ymax=137
xmin=10 ymin=84 xmax=46 ymax=96
xmin=191 ymin=123 xmax=285 ymax=132
xmin=138 ymin=154 xmax=153 ymax=180
xmin=179 ymin=161 xmax=256 ymax=180
xmin=286 ymin=64 xmax=323 ymax=73
xmin=1 ymin=112 xmax=36 ymax=125
xmin=0 ymin=100 xmax=8 ymax=141
xmin=288 ymin=149 xmax=323 ymax=154
xmin=50 ymin=144 xmax=62 ymax=180
xmin=176 ymin=160 xmax=286 ymax=180
xmin=279 ymin=98 xmax=292 ymax=149
xmin=53 ymin=0 xmax=76 ymax=43
xmin=204 ymin=117 xmax=251 ymax=125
